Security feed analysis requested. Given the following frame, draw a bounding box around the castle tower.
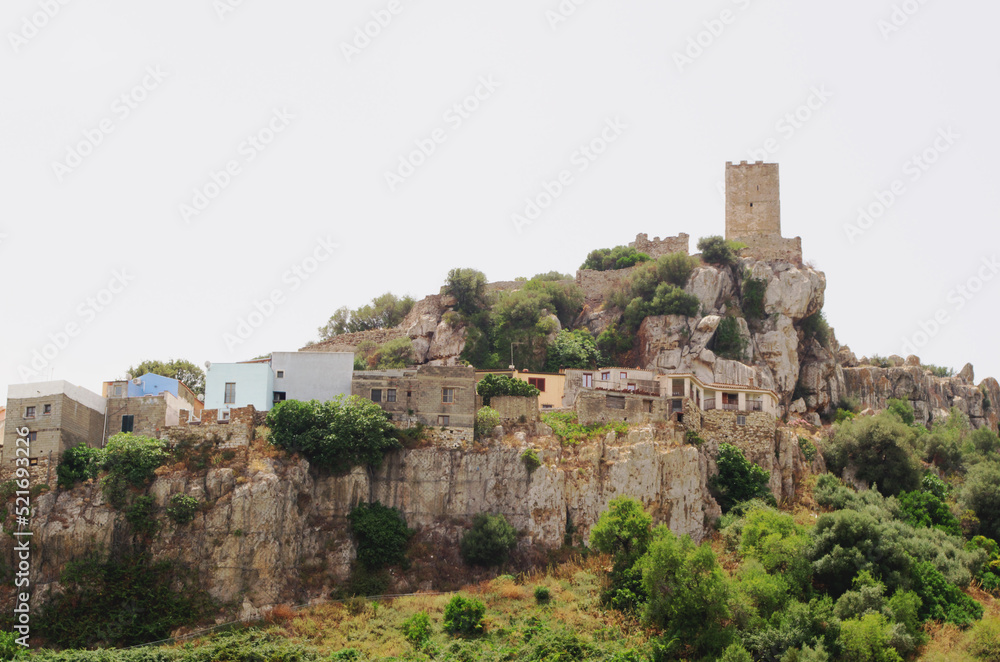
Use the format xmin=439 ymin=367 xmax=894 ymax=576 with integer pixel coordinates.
xmin=725 ymin=161 xmax=780 ymax=240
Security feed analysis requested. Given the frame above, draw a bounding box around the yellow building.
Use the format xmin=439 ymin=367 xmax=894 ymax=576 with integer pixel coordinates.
xmin=475 ymin=370 xmax=566 ymax=410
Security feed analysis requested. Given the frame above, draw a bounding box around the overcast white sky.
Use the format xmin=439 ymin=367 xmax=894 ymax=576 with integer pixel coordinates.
xmin=2 ymin=0 xmax=998 ymax=401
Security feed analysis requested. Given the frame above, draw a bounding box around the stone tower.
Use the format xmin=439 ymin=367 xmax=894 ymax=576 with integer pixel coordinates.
xmin=725 ymin=161 xmax=780 ymax=240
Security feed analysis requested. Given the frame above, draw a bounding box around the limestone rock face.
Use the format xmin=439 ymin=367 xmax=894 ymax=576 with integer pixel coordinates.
xmin=686 ymin=267 xmax=736 ymax=314
xmin=748 ymin=262 xmax=825 ymax=321
xmin=426 ymin=321 xmax=466 ymax=364
xmin=754 ymin=316 xmax=799 ymax=396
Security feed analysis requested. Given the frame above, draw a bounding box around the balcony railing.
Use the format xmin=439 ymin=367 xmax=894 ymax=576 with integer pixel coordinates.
xmin=703 ymin=398 xmax=715 ymax=411
xmin=672 ymin=388 xmax=684 ymax=397
xmin=748 ymin=400 xmax=763 ymax=412
xmin=722 ymin=403 xmax=739 ymax=411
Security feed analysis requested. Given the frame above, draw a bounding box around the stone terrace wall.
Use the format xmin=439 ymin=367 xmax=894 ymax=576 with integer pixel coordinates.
xmin=165 ymin=406 xmax=259 ymax=449
xmin=577 ymin=390 xmax=668 ymax=425
xmin=629 ymin=233 xmax=690 ymax=258
xmin=489 ymin=395 xmax=540 ymax=424
xmin=735 ymin=235 xmax=802 ymax=265
xmin=576 ymin=265 xmax=639 ymax=303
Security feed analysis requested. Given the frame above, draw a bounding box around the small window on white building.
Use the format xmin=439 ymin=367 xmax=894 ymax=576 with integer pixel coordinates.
xmin=276 ymin=370 xmax=285 ymax=379
xmin=601 ymin=372 xmax=610 ymax=381
xmin=224 ymin=383 xmax=237 ymax=404
xmin=620 ymin=372 xmax=627 ymax=380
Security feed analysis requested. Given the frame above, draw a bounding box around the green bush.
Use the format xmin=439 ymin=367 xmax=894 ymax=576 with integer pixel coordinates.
xmin=319 ymin=292 xmax=415 ymax=339
xmin=590 ymin=496 xmax=652 ymax=561
xmin=823 ymin=413 xmax=922 ymax=496
xmin=910 ymin=560 xmax=983 ymax=626
xmin=0 ymin=631 xmax=24 ymax=659
xmin=126 ymin=495 xmax=159 ymax=535
xmin=443 ymin=268 xmax=488 ymax=315
xmin=714 ymin=317 xmax=748 ymax=361
xmin=798 ymin=437 xmax=817 ymax=462
xmin=960 ymin=462 xmax=1000 ymax=541
xmin=460 ymin=513 xmax=517 ymax=567
xmin=838 ymin=613 xmax=905 ymax=662
xmin=100 ymin=433 xmax=169 ymax=508
xmin=886 ymin=399 xmax=915 ymax=426
xmin=896 ymin=489 xmax=961 ymax=536
xmin=711 ymin=444 xmax=775 ymax=513
xmin=697 ymin=236 xmax=742 ymax=267
xmin=534 ymin=585 xmax=551 ymax=603
xmin=56 ymin=443 xmax=103 ymax=489
xmin=642 ymin=526 xmax=734 ymax=658
xmin=542 ymin=411 xmax=628 ymax=446
xmin=658 ymin=252 xmax=697 ymax=287
xmin=580 ymin=245 xmax=651 ymax=271
xmin=621 ymin=283 xmax=700 ymax=332
xmin=349 ymin=502 xmax=413 ymax=571
xmin=521 ymin=448 xmax=541 ymax=473
xmin=401 ymin=611 xmax=432 ymax=648
xmin=166 ymin=494 xmax=199 ymax=525
xmin=742 ymin=277 xmax=767 ymax=320
xmin=476 ymin=374 xmax=540 ymax=407
xmin=968 ymin=615 xmax=1000 ymax=661
xmin=596 ymin=322 xmax=633 ymax=360
xmin=266 ymin=396 xmax=400 ymax=474
xmin=800 ymin=311 xmax=832 ymax=349
xmin=443 ymin=595 xmax=486 ymax=635
xmin=475 ymin=407 xmax=501 ymax=439
xmin=545 ymin=329 xmax=600 ymax=371
xmin=719 ymin=642 xmax=753 ymax=662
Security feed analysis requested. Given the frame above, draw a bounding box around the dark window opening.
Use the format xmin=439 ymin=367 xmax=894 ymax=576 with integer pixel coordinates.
xmin=273 ymin=391 xmax=286 ymax=404
xmin=371 ymin=389 xmax=382 ymax=403
xmin=121 ymin=415 xmax=134 ymax=433
xmin=528 ymin=377 xmax=546 ymax=392
xmin=606 ymin=395 xmax=625 ymax=410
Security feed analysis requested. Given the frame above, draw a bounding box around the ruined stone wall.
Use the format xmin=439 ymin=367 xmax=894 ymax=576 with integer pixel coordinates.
xmin=577 ymin=390 xmax=667 ymax=425
xmin=701 ymin=410 xmax=777 ymax=454
xmin=576 ymin=266 xmax=639 ymax=303
xmin=629 ymin=233 xmax=690 ymax=258
xmin=164 ymin=406 xmax=257 ymax=449
xmin=489 ymin=396 xmax=540 ymax=424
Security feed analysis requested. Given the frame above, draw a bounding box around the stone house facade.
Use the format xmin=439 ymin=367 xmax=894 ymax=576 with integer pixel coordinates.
xmin=352 ymin=365 xmax=476 ymax=438
xmin=2 ymin=381 xmax=106 ymax=466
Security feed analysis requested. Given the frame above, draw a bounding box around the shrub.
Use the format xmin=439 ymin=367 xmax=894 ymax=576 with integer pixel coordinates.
xmin=711 ymin=444 xmax=775 ymax=513
xmin=886 ymin=399 xmax=915 ymax=426
xmin=534 ymin=585 xmax=551 ymax=603
xmin=713 ymin=317 xmax=748 ymax=361
xmin=475 ymin=407 xmax=500 ymax=439
xmin=838 ymin=613 xmax=905 ymax=662
xmin=580 ymin=245 xmax=651 ymax=271
xmin=460 ymin=513 xmax=517 ymax=567
xmin=443 ymin=595 xmax=486 ymax=635
xmin=968 ymin=615 xmax=1000 ymax=661
xmin=266 ymin=396 xmax=400 ymax=474
xmin=800 ymin=311 xmax=832 ymax=349
xmin=960 ymin=461 xmax=1000 ymax=541
xmin=100 ymin=433 xmax=168 ymax=508
xmin=923 ymin=364 xmax=955 ymax=378
xmin=823 ymin=413 xmax=921 ymax=496
xmin=476 ymin=374 xmax=540 ymax=407
xmin=742 ymin=277 xmax=767 ymax=320
xmin=657 ymin=252 xmax=697 ymax=287
xmin=798 ymin=437 xmax=817 ymax=462
xmin=720 ymin=642 xmax=753 ymax=662
xmin=401 ymin=611 xmax=432 ymax=648
xmin=596 ymin=322 xmax=633 ymax=360
xmin=318 ymin=292 xmax=415 ymax=339
xmin=0 ymin=631 xmax=24 ymax=659
xmin=56 ymin=443 xmax=103 ymax=489
xmin=590 ymin=496 xmax=653 ymax=561
xmin=896 ymin=489 xmax=961 ymax=536
xmin=642 ymin=526 xmax=734 ymax=658
xmin=126 ymin=495 xmax=159 ymax=535
xmin=166 ymin=494 xmax=199 ymax=525
xmin=542 ymin=411 xmax=627 ymax=446
xmin=521 ymin=449 xmax=541 ymax=473
xmin=545 ymin=329 xmax=600 ymax=371
xmin=911 ymin=560 xmax=983 ymax=626
xmin=443 ymin=268 xmax=488 ymax=315
xmin=697 ymin=235 xmax=742 ymax=267
xmin=349 ymin=502 xmax=412 ymax=571
xmin=367 ymin=337 xmax=416 ymax=370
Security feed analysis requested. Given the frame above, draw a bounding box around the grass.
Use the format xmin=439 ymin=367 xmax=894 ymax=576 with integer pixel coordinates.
xmin=542 ymin=412 xmax=629 ymax=446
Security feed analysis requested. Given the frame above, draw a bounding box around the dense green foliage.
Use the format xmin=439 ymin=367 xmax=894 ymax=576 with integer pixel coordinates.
xmin=823 ymin=413 xmax=922 ymax=496
xmin=443 ymin=595 xmax=486 ymax=635
xmin=697 ymin=235 xmax=744 ymax=267
xmin=475 ymin=406 xmax=500 ymax=438
xmin=521 ymin=448 xmax=541 ymax=473
xmin=56 ymin=443 xmax=102 ymax=489
xmin=319 ymin=292 xmax=415 ymax=339
xmin=799 ymin=310 xmax=833 ymax=349
xmin=357 ymin=336 xmax=417 ymax=370
xmin=460 ymin=513 xmax=518 ymax=567
xmin=590 ymin=496 xmax=653 ymax=612
xmin=166 ymin=494 xmax=199 ymax=525
xmin=713 ymin=316 xmax=748 ymax=360
xmin=126 ymin=495 xmax=159 ymax=535
xmin=475 ymin=373 xmax=540 ymax=406
xmin=266 ymin=396 xmax=400 ymax=473
xmin=580 ymin=245 xmax=651 ymax=271
xmin=544 ymin=329 xmax=601 ymax=371
xmin=125 ymin=358 xmax=205 ymax=395
xmin=443 ymin=268 xmax=489 ymax=316
xmin=742 ymin=277 xmax=767 ymax=320
xmin=711 ymin=443 xmax=775 ymax=513
xmin=604 ymin=253 xmax=702 ymax=333
xmin=101 ymin=433 xmax=169 ymax=508
xmin=541 ymin=411 xmax=628 ymax=446
xmin=401 ymin=611 xmax=432 ymax=648
xmin=349 ymin=502 xmax=413 ymax=571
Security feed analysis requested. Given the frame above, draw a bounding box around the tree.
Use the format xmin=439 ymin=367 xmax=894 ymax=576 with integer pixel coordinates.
xmin=697 ymin=236 xmax=742 ymax=267
xmin=460 ymin=513 xmax=518 ymax=566
xmin=476 ymin=374 xmax=539 ymax=406
xmin=56 ymin=443 xmax=102 ymax=489
xmin=126 ymin=359 xmax=205 ymax=395
xmin=590 ymin=496 xmax=653 ymax=561
xmin=711 ymin=443 xmax=775 ymax=513
xmin=349 ymin=502 xmax=413 ymax=571
xmin=318 ymin=293 xmax=415 ymax=340
xmin=656 ymin=252 xmax=697 ymax=287
xmin=545 ymin=329 xmax=600 ymax=372
xmin=444 ymin=268 xmax=488 ymax=315
xmin=960 ymin=461 xmax=1000 ymax=541
xmin=580 ymin=245 xmax=651 ymax=271
xmin=367 ymin=337 xmax=416 ymax=369
xmin=266 ymin=396 xmax=400 ymax=473
xmin=823 ymin=413 xmax=922 ymax=496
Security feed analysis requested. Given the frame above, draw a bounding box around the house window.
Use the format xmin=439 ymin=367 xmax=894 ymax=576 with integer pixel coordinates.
xmin=601 ymin=372 xmax=610 ymax=381
xmin=606 ymin=395 xmax=625 ymax=410
xmin=386 ymin=389 xmax=397 ymax=403
xmin=620 ymin=372 xmax=627 ymax=380
xmin=583 ymin=374 xmax=593 ymax=388
xmin=528 ymin=377 xmax=546 ymax=392
xmin=737 ymin=415 xmax=747 ymax=426
xmin=407 ymin=391 xmax=412 ymax=398
xmin=722 ymin=393 xmax=739 ymax=410
xmin=542 ymin=404 xmax=553 ymax=409
xmin=42 ymin=404 xmax=52 ymax=415
xmin=28 ymin=432 xmax=37 ymax=443
xmin=24 ymin=406 xmax=35 ymax=419
xmin=438 ymin=415 xmax=450 ymax=426
xmin=276 ymin=370 xmax=285 ymax=379
xmin=442 ymin=388 xmax=455 ymax=404
xmin=113 ymin=385 xmax=123 ymax=397
xmin=273 ymin=392 xmax=286 ymax=404
xmin=371 ymin=389 xmax=382 ymax=403
xmin=627 ymin=383 xmax=636 ymax=392
xmin=121 ymin=415 xmax=134 ymax=433
xmin=221 ymin=411 xmax=231 ymax=421
xmin=224 ymin=383 xmax=237 ymax=404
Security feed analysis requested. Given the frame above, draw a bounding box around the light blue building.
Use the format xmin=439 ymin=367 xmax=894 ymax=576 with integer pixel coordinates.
xmin=128 ymin=373 xmax=181 ymax=398
xmin=204 ymin=360 xmax=274 ymax=415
